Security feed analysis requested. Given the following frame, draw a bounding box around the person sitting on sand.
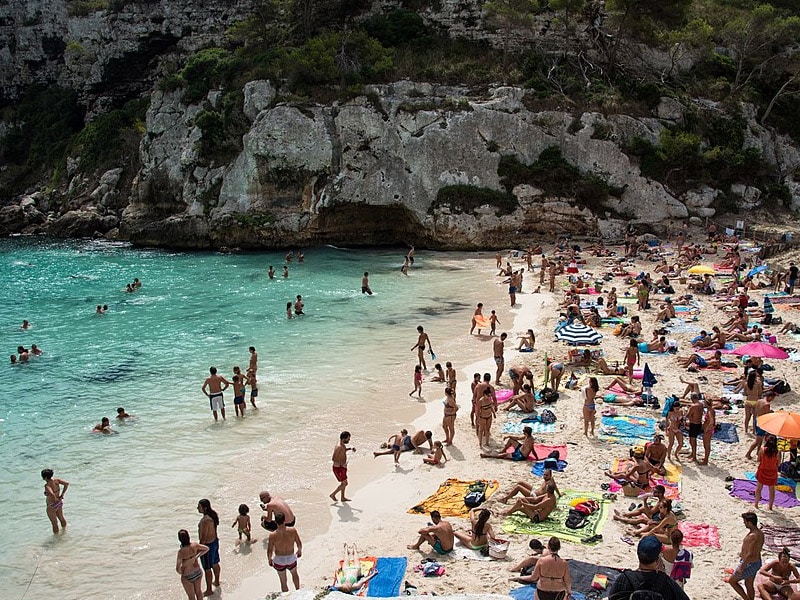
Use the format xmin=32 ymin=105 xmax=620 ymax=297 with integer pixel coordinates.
xmin=613 ymin=485 xmax=666 ymax=525
xmin=509 ymin=539 xmax=547 ymax=583
xmin=605 ymin=451 xmax=651 ymax=488
xmin=431 ymin=363 xmax=446 ymax=382
xmin=628 ymin=499 xmax=678 ymax=542
xmin=497 ymin=470 xmax=562 ymax=504
xmin=677 ymin=351 xmax=721 ymax=369
xmin=503 ymin=384 xmax=536 ymax=412
xmin=656 ymin=299 xmax=677 ymax=322
xmin=644 ymin=434 xmax=668 ymax=476
xmin=756 ymin=548 xmax=799 ymax=600
xmin=481 ymin=426 xmax=539 ymax=461
xmin=516 ymin=329 xmax=536 ymax=351
xmin=568 ymin=349 xmax=593 ymax=367
xmin=408 ymin=510 xmax=455 ymax=554
xmin=423 ymin=441 xmax=448 ymax=465
xmin=454 ymin=508 xmax=495 ymax=550
xmin=501 ymin=485 xmax=558 ymax=522
xmin=618 ymin=315 xmax=642 ymax=338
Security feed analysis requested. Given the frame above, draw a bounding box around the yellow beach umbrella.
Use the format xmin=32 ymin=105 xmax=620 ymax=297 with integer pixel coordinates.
xmin=687 ymin=265 xmax=716 ymax=275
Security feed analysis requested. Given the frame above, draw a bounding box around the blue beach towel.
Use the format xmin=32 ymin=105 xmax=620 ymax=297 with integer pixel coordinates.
xmin=502 ymin=421 xmax=556 ymax=434
xmin=532 ymin=460 xmax=568 ymax=476
xmin=367 ymin=557 xmax=407 ymax=597
xmin=714 ymin=422 xmax=739 ymax=443
xmin=599 ymin=415 xmax=656 ymax=446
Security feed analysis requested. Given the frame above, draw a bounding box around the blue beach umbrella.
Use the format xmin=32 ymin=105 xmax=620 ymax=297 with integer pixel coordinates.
xmin=642 ymin=363 xmax=658 ymax=389
xmin=748 ymin=265 xmax=769 ymax=278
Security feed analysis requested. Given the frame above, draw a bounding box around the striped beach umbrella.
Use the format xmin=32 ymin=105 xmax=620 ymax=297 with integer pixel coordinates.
xmin=556 ymin=322 xmax=603 ymax=345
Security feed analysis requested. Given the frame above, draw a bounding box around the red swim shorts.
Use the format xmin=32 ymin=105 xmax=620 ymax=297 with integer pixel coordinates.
xmin=333 ymin=466 xmax=348 ymax=482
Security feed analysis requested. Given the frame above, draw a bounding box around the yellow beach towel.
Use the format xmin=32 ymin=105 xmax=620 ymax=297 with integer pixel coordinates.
xmin=408 ymin=478 xmax=499 ymax=517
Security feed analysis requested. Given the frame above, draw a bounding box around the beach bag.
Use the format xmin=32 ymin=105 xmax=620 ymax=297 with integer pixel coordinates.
xmin=540 ymin=409 xmax=556 ymax=424
xmin=773 ymin=380 xmax=791 ymax=394
xmin=613 ymin=324 xmax=623 ymax=336
xmin=464 ymin=481 xmax=487 ymax=507
xmin=572 ymin=499 xmax=600 ymax=516
xmin=565 ymin=509 xmax=589 ymax=529
xmin=542 ymin=389 xmax=559 ymax=403
xmin=544 ymin=457 xmax=558 ymax=470
xmin=592 ymin=574 xmax=609 ymax=590
xmin=422 ymin=561 xmax=445 ymax=577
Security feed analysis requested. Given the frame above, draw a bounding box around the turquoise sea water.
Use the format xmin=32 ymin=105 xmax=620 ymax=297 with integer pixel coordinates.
xmin=0 ymin=238 xmax=490 ymax=599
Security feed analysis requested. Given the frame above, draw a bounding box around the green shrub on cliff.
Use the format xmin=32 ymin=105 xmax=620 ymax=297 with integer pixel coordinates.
xmin=71 ymin=97 xmax=149 ymax=170
xmin=432 ymin=185 xmax=519 ymax=216
xmin=180 ymin=48 xmax=240 ymax=104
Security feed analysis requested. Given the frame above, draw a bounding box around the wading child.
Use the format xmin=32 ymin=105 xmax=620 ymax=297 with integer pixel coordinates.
xmin=232 ymin=504 xmax=254 ymax=543
xmin=409 ymin=365 xmax=423 ymax=398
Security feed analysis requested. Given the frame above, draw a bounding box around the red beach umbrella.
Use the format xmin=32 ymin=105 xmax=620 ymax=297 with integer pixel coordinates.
xmin=730 ymin=342 xmax=789 ymax=360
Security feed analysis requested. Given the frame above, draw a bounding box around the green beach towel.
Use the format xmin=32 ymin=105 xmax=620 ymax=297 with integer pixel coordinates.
xmin=501 ymin=490 xmax=609 ymax=544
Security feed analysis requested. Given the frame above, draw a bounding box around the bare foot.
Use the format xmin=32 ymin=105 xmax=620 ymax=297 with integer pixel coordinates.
xmin=329 ymin=494 xmax=338 ymax=502
xmin=407 ymin=545 xmax=420 ymax=550
xmin=342 ymin=497 xmax=352 ymax=502
xmin=203 ymin=591 xmax=214 ymax=597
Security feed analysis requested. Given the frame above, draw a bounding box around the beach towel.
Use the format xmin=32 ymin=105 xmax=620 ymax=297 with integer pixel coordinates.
xmin=569 ymin=559 xmax=623 ymax=597
xmin=534 ymin=444 xmax=568 ymax=460
xmin=761 ymin=525 xmax=800 ymax=561
xmin=453 ymin=541 xmax=492 ymax=561
xmin=606 ymin=383 xmax=637 ymax=396
xmin=679 ymin=523 xmax=721 ymax=548
xmin=744 ymin=472 xmax=796 ymax=493
xmin=729 ymin=479 xmax=800 ymax=509
xmin=531 ymin=460 xmax=568 ymax=476
xmin=599 ymin=415 xmax=656 ymax=446
xmin=365 ymin=557 xmax=407 ymax=597
xmin=689 ymin=422 xmax=739 ymax=443
xmin=408 ymin=479 xmax=499 ymax=517
xmin=502 ymin=421 xmax=556 ymax=435
xmin=607 ymin=459 xmax=682 ymax=500
xmin=501 ymin=490 xmax=609 ymax=544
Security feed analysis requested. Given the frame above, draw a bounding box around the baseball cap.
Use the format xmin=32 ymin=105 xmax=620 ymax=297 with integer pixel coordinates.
xmin=637 ymin=535 xmax=663 ymax=563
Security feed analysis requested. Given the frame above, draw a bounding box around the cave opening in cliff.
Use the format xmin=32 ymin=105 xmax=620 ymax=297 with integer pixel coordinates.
xmin=315 ymin=203 xmax=423 ymax=247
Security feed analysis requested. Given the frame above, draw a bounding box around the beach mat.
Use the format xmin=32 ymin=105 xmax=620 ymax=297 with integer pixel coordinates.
xmin=607 ymin=459 xmax=682 ymax=500
xmin=569 ymin=559 xmax=623 ymax=597
xmin=501 ymin=490 xmax=609 ymax=544
xmin=502 ymin=421 xmax=556 ymax=435
xmin=762 ymin=525 xmax=800 ymax=561
xmin=744 ymin=472 xmax=796 ymax=493
xmin=531 ymin=460 xmax=567 ymax=476
xmin=680 ymin=422 xmax=739 ymax=443
xmin=408 ymin=479 xmax=499 ymax=517
xmin=679 ymin=522 xmax=721 ymax=548
xmin=599 ymin=415 xmax=656 ymax=446
xmin=729 ymin=479 xmax=800 ymax=508
xmin=366 ymin=557 xmax=407 ymax=597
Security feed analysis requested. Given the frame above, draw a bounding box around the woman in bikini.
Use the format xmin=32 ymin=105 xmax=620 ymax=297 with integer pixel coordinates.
xmin=582 ymin=377 xmax=599 ymax=437
xmin=442 ymin=387 xmax=458 ymax=446
xmin=475 ymin=388 xmax=495 ymax=448
xmin=529 ymin=537 xmax=571 ymax=600
xmin=623 ymin=338 xmax=640 ymax=384
xmin=453 ymin=508 xmax=494 ymax=551
xmin=629 ymin=499 xmax=678 ymax=542
xmin=604 ymin=452 xmax=651 ymax=487
xmin=666 ymin=402 xmax=685 ymax=461
xmin=516 ymin=329 xmax=536 ymax=351
xmin=176 ymin=529 xmax=209 ymax=600
xmin=594 ymin=357 xmax=625 ymax=375
xmin=42 ymin=468 xmax=69 ymax=534
xmin=743 ymin=370 xmax=763 ymax=434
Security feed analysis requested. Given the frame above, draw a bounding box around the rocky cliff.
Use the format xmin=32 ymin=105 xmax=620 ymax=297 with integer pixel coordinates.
xmin=112 ymin=80 xmax=798 ymax=249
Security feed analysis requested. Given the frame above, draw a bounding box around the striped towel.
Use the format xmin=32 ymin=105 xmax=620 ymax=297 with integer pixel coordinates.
xmin=502 ymin=421 xmax=555 ymax=434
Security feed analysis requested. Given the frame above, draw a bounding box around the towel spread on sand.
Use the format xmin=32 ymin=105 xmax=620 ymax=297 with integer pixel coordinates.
xmin=607 ymin=459 xmax=682 ymax=499
xmin=531 ymin=460 xmax=568 ymax=476
xmin=501 ymin=490 xmax=609 ymax=544
xmin=511 ymin=559 xmax=623 ymax=600
xmin=744 ymin=472 xmax=796 ymax=493
xmin=761 ymin=525 xmax=800 ymax=561
xmin=408 ymin=479 xmax=499 ymax=517
xmin=679 ymin=523 xmax=721 ymax=548
xmin=599 ymin=415 xmax=656 ymax=446
xmin=502 ymin=421 xmax=556 ymax=435
xmin=501 ymin=443 xmax=568 ymax=461
xmin=366 ymin=557 xmax=407 ymax=597
xmin=729 ymin=479 xmax=800 ymax=508
xmin=680 ymin=422 xmax=739 ymax=443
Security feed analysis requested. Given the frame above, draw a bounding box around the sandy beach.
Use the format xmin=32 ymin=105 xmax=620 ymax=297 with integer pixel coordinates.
xmin=219 ymin=233 xmax=800 ymax=600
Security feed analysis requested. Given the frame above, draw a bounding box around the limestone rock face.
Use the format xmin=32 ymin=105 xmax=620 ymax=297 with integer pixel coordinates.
xmin=120 ymin=82 xmax=797 ymax=248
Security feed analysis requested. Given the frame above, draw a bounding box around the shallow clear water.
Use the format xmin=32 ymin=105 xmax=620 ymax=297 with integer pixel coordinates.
xmin=0 ymin=237 xmax=491 ymax=599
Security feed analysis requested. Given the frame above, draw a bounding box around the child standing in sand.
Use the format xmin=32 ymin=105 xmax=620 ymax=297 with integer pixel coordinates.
xmin=232 ymin=504 xmax=254 ymax=543
xmin=624 ymin=338 xmax=640 ymax=384
xmin=489 ymin=310 xmax=500 ymax=336
xmin=409 ymin=365 xmax=423 ymax=397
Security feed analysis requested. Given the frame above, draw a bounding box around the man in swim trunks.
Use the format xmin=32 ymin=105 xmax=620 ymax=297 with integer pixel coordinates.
xmin=259 ymin=491 xmax=296 ymax=531
xmin=407 ymin=510 xmax=455 ymax=554
xmin=746 ymin=392 xmax=775 ymax=459
xmin=508 ymin=364 xmax=534 ymax=395
xmin=411 ymin=325 xmax=433 ymax=370
xmin=330 ymin=431 xmax=356 ymax=502
xmin=372 ymin=429 xmax=415 ymax=463
xmin=644 ymin=434 xmax=668 ymax=476
xmin=201 ymin=366 xmax=230 ymax=421
xmin=686 ymin=393 xmax=704 ymax=462
xmin=361 ymin=272 xmax=373 ymax=295
xmin=493 ymin=333 xmax=507 ymax=385
xmin=294 ymin=295 xmax=304 ymax=315
xmin=480 ymin=426 xmax=539 ymax=461
xmin=475 ymin=387 xmax=497 ymax=448
xmin=267 ymin=512 xmax=302 ymax=592
xmin=410 ymin=430 xmax=434 ymax=453
xmin=728 ymin=511 xmax=764 ymax=600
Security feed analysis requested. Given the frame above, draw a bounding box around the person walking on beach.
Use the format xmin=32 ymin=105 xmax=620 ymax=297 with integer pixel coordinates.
xmin=42 ymin=468 xmax=68 ymax=534
xmin=699 ymin=397 xmax=715 ymax=465
xmin=330 ymin=431 xmax=356 ymax=502
xmin=202 ymin=366 xmax=230 ymax=421
xmin=443 ymin=387 xmax=458 ymax=446
xmin=470 ymin=303 xmax=484 ymax=335
xmin=728 ymin=511 xmax=764 ymax=600
xmin=267 ymin=512 xmax=302 ymax=592
xmin=475 ymin=387 xmax=496 ymax=448
xmin=409 ymin=365 xmax=423 ymax=398
xmin=361 ymin=272 xmax=373 ymax=295
xmin=176 ymin=529 xmax=209 ymax=600
xmin=493 ymin=333 xmax=507 ymax=385
xmin=540 ymin=255 xmax=548 ymax=285
xmin=548 ymin=263 xmax=557 ymax=293
xmin=411 ymin=325 xmax=433 ymax=370
xmin=197 ymin=499 xmax=221 ymax=596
